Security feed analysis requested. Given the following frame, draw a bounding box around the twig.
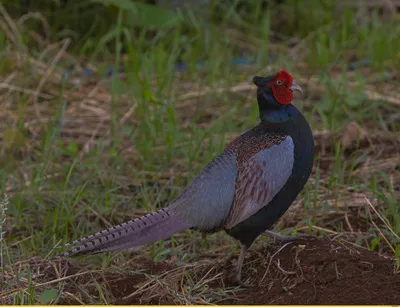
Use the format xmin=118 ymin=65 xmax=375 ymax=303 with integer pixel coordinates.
xmin=344 ymin=212 xmax=355 ymax=233
xmin=0 ymin=269 xmax=101 ymax=298
xmin=260 ymin=242 xmax=293 ymax=283
xmin=365 ymin=199 xmax=396 ymax=255
xmin=0 ymin=4 xmax=26 ymax=53
xmin=0 ymin=193 xmax=9 ymax=271
xmin=33 ymin=38 xmax=71 ymax=123
xmin=365 ymin=197 xmax=400 ymax=242
xmin=177 ymin=82 xmax=253 ymax=101
xmin=17 ymin=12 xmax=51 ymax=43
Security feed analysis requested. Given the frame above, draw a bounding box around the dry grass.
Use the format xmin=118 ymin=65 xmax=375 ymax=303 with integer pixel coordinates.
xmin=0 ymin=2 xmax=400 ymax=304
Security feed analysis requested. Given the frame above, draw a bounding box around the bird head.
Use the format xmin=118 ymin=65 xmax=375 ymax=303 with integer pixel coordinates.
xmin=253 ymin=70 xmax=303 ymax=105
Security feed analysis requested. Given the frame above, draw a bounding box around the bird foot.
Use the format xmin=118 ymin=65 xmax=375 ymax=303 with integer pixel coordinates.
xmin=263 ymin=230 xmax=311 ymax=244
xmin=226 ymin=272 xmax=252 ymax=288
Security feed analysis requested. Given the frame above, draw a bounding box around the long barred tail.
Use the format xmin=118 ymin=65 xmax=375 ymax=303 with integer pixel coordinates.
xmin=56 ymin=208 xmax=191 ymax=257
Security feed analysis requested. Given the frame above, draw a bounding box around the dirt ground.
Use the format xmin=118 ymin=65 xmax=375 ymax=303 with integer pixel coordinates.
xmin=33 ymin=237 xmax=399 ymax=305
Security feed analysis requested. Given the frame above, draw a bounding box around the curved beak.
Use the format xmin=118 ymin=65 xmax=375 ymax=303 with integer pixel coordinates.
xmin=290 ymin=82 xmax=303 ymax=95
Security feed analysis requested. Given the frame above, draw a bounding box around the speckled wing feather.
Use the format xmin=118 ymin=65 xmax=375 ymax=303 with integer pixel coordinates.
xmin=224 ymin=134 xmax=294 ymax=229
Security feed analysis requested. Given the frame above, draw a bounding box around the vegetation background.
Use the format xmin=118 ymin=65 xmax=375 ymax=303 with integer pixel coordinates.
xmin=0 ymin=0 xmax=399 ymax=304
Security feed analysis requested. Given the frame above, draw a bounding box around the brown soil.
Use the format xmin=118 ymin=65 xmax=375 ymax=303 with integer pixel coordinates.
xmin=232 ymin=238 xmax=400 ymax=305
xmin=46 ymin=237 xmax=400 ymax=305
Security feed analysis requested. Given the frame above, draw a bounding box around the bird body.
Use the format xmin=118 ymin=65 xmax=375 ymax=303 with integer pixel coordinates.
xmin=58 ymin=70 xmax=314 ymax=285
xmin=226 ymin=108 xmax=314 ymax=247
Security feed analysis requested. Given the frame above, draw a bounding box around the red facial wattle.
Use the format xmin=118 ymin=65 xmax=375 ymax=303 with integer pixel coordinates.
xmin=271 ymin=84 xmax=293 ymax=105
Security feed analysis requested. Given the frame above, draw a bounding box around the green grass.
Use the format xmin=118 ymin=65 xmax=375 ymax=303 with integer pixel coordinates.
xmin=0 ymin=0 xmax=399 ymax=304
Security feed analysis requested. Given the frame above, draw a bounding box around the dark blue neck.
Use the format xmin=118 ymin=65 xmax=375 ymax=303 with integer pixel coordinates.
xmin=258 ymin=92 xmax=299 ymax=123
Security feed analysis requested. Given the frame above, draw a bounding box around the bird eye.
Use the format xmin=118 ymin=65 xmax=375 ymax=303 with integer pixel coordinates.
xmin=276 ymin=80 xmax=283 ymax=85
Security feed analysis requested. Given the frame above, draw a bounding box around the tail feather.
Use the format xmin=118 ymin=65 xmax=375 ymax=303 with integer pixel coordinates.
xmin=57 ymin=208 xmax=191 ymax=257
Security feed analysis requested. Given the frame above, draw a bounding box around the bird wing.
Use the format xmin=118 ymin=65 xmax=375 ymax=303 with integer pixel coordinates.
xmin=224 ymin=135 xmax=294 ymax=229
xmin=168 ymin=150 xmax=238 ymax=232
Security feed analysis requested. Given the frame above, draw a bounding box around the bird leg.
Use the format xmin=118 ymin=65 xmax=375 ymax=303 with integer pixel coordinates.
xmin=227 ymin=231 xmax=309 ymax=287
xmin=236 ymin=243 xmax=246 ymax=283
xmin=229 ymin=243 xmax=251 ymax=287
xmin=263 ymin=230 xmax=310 ymax=243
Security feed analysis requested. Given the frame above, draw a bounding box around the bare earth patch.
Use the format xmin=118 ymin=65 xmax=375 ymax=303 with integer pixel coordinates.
xmin=234 ymin=238 xmax=400 ymax=305
xmin=6 ymin=237 xmax=396 ymax=305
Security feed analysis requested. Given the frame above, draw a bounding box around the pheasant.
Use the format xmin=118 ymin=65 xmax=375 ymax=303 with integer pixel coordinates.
xmin=57 ymin=70 xmax=314 ymax=285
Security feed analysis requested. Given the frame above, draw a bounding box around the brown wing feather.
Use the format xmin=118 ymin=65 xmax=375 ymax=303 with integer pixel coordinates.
xmin=224 ymin=135 xmax=295 ymax=229
xmin=225 ymin=160 xmax=270 ymax=228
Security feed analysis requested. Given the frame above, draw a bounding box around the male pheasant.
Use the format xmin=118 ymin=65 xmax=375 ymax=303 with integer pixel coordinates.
xmin=58 ymin=70 xmax=314 ymax=285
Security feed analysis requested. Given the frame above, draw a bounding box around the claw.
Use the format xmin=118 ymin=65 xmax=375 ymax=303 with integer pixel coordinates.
xmin=228 ymin=272 xmax=252 ymax=287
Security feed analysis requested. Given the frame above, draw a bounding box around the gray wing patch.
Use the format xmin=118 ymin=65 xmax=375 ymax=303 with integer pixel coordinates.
xmin=224 ymin=136 xmax=294 ymax=229
xmin=168 ymin=151 xmax=237 ymax=231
